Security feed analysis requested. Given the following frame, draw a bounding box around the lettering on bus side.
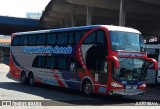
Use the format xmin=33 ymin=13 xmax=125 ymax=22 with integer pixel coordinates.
xmin=23 ymin=45 xmax=73 ymax=55
xmin=118 ymin=52 xmax=146 ymax=57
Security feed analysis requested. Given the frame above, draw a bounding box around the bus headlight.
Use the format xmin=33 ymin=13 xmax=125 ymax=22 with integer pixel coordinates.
xmin=111 ymin=82 xmax=123 ymax=87
xmin=139 ymin=83 xmax=146 ymax=88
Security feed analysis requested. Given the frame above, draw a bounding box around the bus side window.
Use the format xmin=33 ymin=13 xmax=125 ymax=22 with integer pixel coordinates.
xmin=33 ymin=56 xmax=56 ymax=69
xmin=28 ymin=35 xmax=36 ymax=45
xmin=57 ymin=58 xmax=67 ymax=70
xmin=97 ymin=30 xmax=105 ymax=44
xmin=82 ymin=29 xmax=90 ymax=35
xmin=75 ymin=31 xmax=82 ymax=43
xmin=37 ymin=57 xmax=45 ymax=68
xmin=57 ymin=32 xmax=68 ymax=44
xmin=12 ymin=36 xmax=20 ymax=46
xmin=68 ymin=58 xmax=76 ymax=72
xmin=68 ymin=32 xmax=74 ymax=44
xmin=47 ymin=33 xmax=57 ymax=45
xmin=20 ymin=35 xmax=27 ymax=46
xmin=96 ymin=60 xmax=108 ymax=73
xmin=45 ymin=57 xmax=56 ymax=69
xmin=83 ymin=31 xmax=96 ymax=44
xmin=37 ymin=34 xmax=46 ymax=45
xmin=51 ymin=57 xmax=56 ymax=69
xmin=32 ymin=57 xmax=38 ymax=67
xmin=96 ymin=30 xmax=107 ymax=52
xmin=45 ymin=57 xmax=51 ymax=69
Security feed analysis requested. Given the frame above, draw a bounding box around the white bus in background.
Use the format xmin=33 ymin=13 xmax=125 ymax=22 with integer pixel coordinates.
xmin=146 ymin=44 xmax=160 ymax=84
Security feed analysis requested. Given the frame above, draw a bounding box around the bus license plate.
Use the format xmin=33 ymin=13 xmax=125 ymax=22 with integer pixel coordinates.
xmin=124 ymin=90 xmax=136 ymax=95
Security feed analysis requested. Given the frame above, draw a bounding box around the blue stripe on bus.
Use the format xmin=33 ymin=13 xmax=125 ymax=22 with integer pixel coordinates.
xmin=65 ymin=81 xmax=81 ymax=90
xmin=60 ymin=71 xmax=80 ymax=81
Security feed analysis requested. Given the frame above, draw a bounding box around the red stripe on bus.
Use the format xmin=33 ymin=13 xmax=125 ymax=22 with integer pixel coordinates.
xmin=53 ymin=74 xmax=65 ymax=87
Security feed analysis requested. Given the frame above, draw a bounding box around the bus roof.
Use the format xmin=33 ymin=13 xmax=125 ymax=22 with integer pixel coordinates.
xmin=105 ymin=25 xmax=141 ymax=34
xmin=13 ymin=25 xmax=141 ymax=36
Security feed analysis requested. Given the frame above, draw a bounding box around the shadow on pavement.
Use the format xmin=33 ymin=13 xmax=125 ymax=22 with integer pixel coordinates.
xmin=0 ymin=81 xmax=137 ymax=106
xmin=1 ymin=72 xmax=156 ymax=106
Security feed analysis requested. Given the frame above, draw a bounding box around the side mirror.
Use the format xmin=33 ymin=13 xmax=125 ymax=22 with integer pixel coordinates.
xmin=106 ymin=56 xmax=120 ymax=69
xmin=147 ymin=58 xmax=158 ymax=70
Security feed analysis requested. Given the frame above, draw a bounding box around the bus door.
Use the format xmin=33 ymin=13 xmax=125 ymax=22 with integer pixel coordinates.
xmin=81 ymin=30 xmax=108 ymax=85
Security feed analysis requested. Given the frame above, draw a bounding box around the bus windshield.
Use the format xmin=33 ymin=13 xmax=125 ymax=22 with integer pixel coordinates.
xmin=110 ymin=31 xmax=145 ymax=52
xmin=113 ymin=58 xmax=147 ymax=81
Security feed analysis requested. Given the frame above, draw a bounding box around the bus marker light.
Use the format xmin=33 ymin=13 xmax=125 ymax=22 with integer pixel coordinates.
xmin=139 ymin=83 xmax=146 ymax=88
xmin=111 ymin=82 xmax=123 ymax=87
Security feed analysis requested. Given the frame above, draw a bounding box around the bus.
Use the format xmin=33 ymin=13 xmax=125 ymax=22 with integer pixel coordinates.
xmin=146 ymin=43 xmax=160 ymax=84
xmin=10 ymin=25 xmax=157 ymax=96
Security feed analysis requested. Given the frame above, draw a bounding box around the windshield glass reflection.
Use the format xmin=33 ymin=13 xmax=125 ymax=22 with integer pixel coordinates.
xmin=110 ymin=31 xmax=145 ymax=52
xmin=113 ymin=58 xmax=147 ymax=81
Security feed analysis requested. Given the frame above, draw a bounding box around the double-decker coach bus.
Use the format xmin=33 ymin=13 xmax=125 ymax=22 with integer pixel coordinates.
xmin=10 ymin=25 xmax=157 ymax=95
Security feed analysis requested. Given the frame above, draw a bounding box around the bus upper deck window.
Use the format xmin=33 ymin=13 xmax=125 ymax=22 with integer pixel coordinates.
xmin=57 ymin=33 xmax=68 ymax=44
xmin=12 ymin=36 xmax=20 ymax=46
xmin=28 ymin=35 xmax=36 ymax=45
xmin=37 ymin=34 xmax=46 ymax=45
xmin=47 ymin=33 xmax=56 ymax=45
xmin=97 ymin=30 xmax=105 ymax=44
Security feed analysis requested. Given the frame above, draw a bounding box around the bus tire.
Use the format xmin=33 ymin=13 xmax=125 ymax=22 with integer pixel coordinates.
xmin=82 ymin=80 xmax=93 ymax=95
xmin=21 ymin=71 xmax=27 ymax=85
xmin=28 ymin=72 xmax=35 ymax=86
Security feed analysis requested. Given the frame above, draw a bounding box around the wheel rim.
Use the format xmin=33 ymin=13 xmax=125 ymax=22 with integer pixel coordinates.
xmin=84 ymin=82 xmax=92 ymax=94
xmin=21 ymin=73 xmax=26 ymax=83
xmin=29 ymin=74 xmax=34 ymax=85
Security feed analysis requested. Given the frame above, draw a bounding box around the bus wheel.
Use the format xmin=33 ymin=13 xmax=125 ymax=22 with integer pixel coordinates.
xmin=21 ymin=72 xmax=27 ymax=85
xmin=28 ymin=73 xmax=35 ymax=86
xmin=82 ymin=80 xmax=92 ymax=95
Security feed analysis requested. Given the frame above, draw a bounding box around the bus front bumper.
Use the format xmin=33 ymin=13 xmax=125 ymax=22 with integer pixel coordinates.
xmin=109 ymin=89 xmax=145 ymax=96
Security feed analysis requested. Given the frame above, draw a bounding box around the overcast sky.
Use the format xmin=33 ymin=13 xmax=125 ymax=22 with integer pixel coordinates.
xmin=0 ymin=0 xmax=50 ymax=18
